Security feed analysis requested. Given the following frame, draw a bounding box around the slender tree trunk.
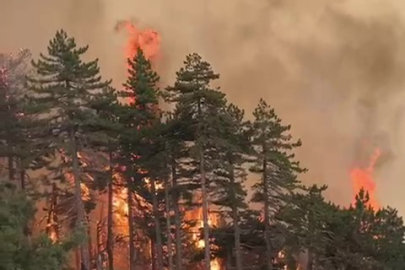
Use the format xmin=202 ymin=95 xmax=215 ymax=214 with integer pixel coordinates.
xmin=306 ymin=249 xmax=314 ymax=270
xmin=151 ymin=178 xmax=164 ymax=270
xmin=106 ymin=150 xmax=115 ymax=270
xmin=76 ymin=250 xmax=81 ymax=270
xmin=225 ymin=246 xmax=232 ymax=269
xmin=262 ymin=154 xmax=272 ymax=270
xmin=164 ymin=176 xmax=174 ymax=270
xmin=228 ymin=158 xmax=242 ymax=270
xmin=233 ymin=210 xmax=243 ymax=270
xmin=200 ymin=149 xmax=211 ymax=270
xmin=8 ymin=153 xmax=14 ymax=181
xmin=16 ymin=158 xmax=25 ymax=190
xmin=171 ymin=161 xmax=183 ymax=270
xmin=88 ymin=221 xmax=93 ymax=267
xmin=20 ymin=166 xmax=25 ymax=190
xmin=70 ymin=129 xmax=91 ymax=270
xmin=197 ymin=99 xmax=211 ymax=270
xmin=96 ymin=220 xmax=103 ymax=270
xmin=151 ymin=239 xmax=156 ymax=270
xmin=127 ymin=181 xmax=136 ymax=270
xmin=96 ymin=254 xmax=103 ymax=270
xmin=46 ymin=183 xmax=59 ymax=240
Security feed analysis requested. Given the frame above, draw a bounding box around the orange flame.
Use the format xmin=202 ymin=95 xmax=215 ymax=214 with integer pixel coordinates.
xmin=185 ymin=202 xmax=220 ymax=270
xmin=350 ymin=148 xmax=381 ymax=210
xmin=115 ymin=20 xmax=161 ymax=64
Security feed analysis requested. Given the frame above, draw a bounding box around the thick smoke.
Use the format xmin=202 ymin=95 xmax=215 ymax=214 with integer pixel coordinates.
xmin=2 ymin=0 xmax=405 ymax=213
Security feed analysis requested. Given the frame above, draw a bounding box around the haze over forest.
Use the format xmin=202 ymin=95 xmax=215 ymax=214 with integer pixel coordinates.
xmin=2 ymin=0 xmax=405 ymax=213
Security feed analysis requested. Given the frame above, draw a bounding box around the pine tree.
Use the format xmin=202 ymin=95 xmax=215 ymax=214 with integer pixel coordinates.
xmin=211 ymin=103 xmax=250 ymax=270
xmin=27 ymin=29 xmax=111 ymax=270
xmin=279 ymin=184 xmax=333 ymax=270
xmin=249 ymin=99 xmax=305 ymax=270
xmin=0 ymin=181 xmax=80 ymax=270
xmin=371 ymin=206 xmax=405 ymax=269
xmin=0 ymin=64 xmax=15 ymax=180
xmin=160 ymin=114 xmax=200 ymax=270
xmin=327 ymin=190 xmax=405 ymax=270
xmin=0 ymin=49 xmax=38 ymax=187
xmin=161 ymin=113 xmax=192 ymax=270
xmin=165 ymin=53 xmax=228 ymax=270
xmin=0 ymin=55 xmax=21 ymax=181
xmin=117 ymin=47 xmax=164 ymax=270
xmin=86 ymin=86 xmax=121 ymax=270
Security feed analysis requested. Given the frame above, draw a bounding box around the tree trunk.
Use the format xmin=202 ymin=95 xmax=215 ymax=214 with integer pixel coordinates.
xmin=46 ymin=183 xmax=59 ymax=240
xmin=151 ymin=239 xmax=156 ymax=270
xmin=20 ymin=166 xmax=25 ymax=190
xmin=70 ymin=129 xmax=91 ymax=270
xmin=200 ymin=149 xmax=211 ymax=270
xmin=18 ymin=157 xmax=30 ymax=237
xmin=16 ymin=158 xmax=25 ymax=190
xmin=225 ymin=246 xmax=232 ymax=269
xmin=106 ymin=150 xmax=115 ymax=270
xmin=171 ymin=161 xmax=183 ymax=270
xmin=88 ymin=220 xmax=93 ymax=268
xmin=306 ymin=249 xmax=314 ymax=270
xmin=8 ymin=153 xmax=14 ymax=181
xmin=229 ymin=158 xmax=242 ymax=270
xmin=76 ymin=249 xmax=81 ymax=270
xmin=164 ymin=176 xmax=174 ymax=270
xmin=96 ymin=254 xmax=103 ymax=270
xmin=151 ymin=178 xmax=164 ymax=270
xmin=262 ymin=151 xmax=272 ymax=270
xmin=96 ymin=220 xmax=103 ymax=270
xmin=127 ymin=182 xmax=136 ymax=270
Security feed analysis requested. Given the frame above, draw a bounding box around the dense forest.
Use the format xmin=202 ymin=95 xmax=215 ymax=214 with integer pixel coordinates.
xmin=1 ymin=30 xmax=405 ymax=270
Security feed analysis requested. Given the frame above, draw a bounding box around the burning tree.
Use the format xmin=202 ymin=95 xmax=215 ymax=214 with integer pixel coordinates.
xmin=27 ymin=29 xmax=112 ymax=270
xmin=164 ymin=53 xmax=231 ymax=270
xmin=116 ymin=46 xmax=166 ymax=270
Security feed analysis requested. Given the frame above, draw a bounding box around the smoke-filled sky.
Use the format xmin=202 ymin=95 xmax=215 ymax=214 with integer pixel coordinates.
xmin=2 ymin=0 xmax=405 ymax=214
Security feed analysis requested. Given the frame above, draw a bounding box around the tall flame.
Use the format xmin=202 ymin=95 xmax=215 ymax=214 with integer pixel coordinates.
xmin=115 ymin=20 xmax=161 ymax=64
xmin=350 ymin=148 xmax=381 ymax=210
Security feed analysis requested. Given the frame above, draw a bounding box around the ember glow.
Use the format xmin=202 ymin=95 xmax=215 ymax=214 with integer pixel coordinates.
xmin=350 ymin=148 xmax=381 ymax=210
xmin=187 ymin=205 xmax=221 ymax=270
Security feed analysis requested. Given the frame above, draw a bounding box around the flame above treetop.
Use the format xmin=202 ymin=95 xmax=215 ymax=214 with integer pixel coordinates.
xmin=350 ymin=148 xmax=381 ymax=210
xmin=115 ymin=20 xmax=161 ymax=63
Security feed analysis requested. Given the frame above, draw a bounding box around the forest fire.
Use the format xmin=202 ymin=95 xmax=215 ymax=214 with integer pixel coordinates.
xmin=350 ymin=148 xmax=381 ymax=210
xmin=3 ymin=8 xmax=403 ymax=269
